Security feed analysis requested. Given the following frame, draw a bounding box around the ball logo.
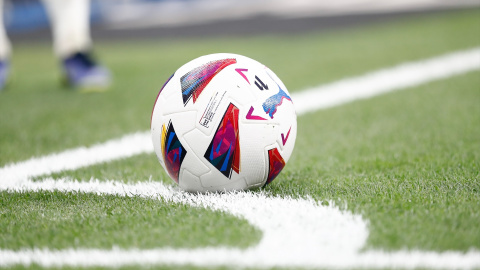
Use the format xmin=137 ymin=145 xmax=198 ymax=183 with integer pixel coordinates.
xmin=262 ymin=87 xmax=292 ymax=119
xmin=254 ymin=75 xmax=269 ymax=90
xmin=181 ymin=58 xmax=236 ymax=106
xmin=246 ymin=106 xmax=267 ymax=120
xmin=235 ymin=68 xmax=249 ymax=84
xmin=281 ymin=126 xmax=292 ymax=146
xmin=204 ymin=103 xmax=241 ymax=178
xmin=161 ymin=121 xmax=187 ymax=183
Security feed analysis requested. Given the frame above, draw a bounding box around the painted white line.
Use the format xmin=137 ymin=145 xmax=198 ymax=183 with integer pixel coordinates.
xmin=0 ymin=132 xmax=152 ymax=184
xmin=292 ymin=47 xmax=480 ymax=114
xmin=1 ymin=48 xmax=479 ymax=185
xmin=1 ymin=178 xmax=479 ymax=269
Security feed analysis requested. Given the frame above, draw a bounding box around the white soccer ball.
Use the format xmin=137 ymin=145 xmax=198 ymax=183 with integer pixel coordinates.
xmin=151 ymin=53 xmax=296 ymax=192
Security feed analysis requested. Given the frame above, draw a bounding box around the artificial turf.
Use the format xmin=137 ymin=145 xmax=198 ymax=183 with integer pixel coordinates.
xmin=0 ymin=7 xmax=479 ymax=265
xmin=0 ymin=191 xmax=260 ymax=250
xmin=279 ymin=71 xmax=480 ymax=251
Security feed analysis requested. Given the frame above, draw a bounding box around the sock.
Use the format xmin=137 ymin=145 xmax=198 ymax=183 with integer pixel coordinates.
xmin=0 ymin=0 xmax=11 ymax=60
xmin=42 ymin=0 xmax=92 ymax=59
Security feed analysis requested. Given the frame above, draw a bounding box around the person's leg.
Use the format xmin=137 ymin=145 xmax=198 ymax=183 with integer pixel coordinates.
xmin=0 ymin=0 xmax=11 ymax=90
xmin=42 ymin=0 xmax=110 ymax=91
xmin=42 ymin=0 xmax=91 ymax=58
xmin=0 ymin=0 xmax=10 ymax=59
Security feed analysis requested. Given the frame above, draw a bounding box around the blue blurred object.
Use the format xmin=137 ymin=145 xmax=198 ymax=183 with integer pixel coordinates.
xmin=4 ymin=0 xmax=48 ymax=32
xmin=0 ymin=60 xmax=9 ymax=91
xmin=4 ymin=0 xmax=103 ymax=33
xmin=62 ymin=51 xmax=111 ymax=91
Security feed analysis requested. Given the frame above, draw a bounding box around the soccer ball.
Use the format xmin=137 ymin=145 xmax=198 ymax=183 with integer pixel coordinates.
xmin=151 ymin=53 xmax=296 ymax=192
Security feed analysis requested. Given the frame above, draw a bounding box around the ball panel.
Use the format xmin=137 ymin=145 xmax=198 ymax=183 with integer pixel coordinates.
xmin=265 ymin=66 xmax=288 ymax=92
xmin=151 ymin=73 xmax=174 ymax=128
xmin=167 ymin=111 xmax=197 ymax=137
xmin=239 ymin=124 xmax=274 ymax=187
xmin=151 ymin=94 xmax=166 ymax=163
xmin=178 ymin=169 xmax=203 ymax=192
xmin=199 ymin=172 xmax=249 ymax=192
xmin=181 ymin=129 xmax=211 ymax=176
xmin=157 ymin=73 xmax=181 ymax=100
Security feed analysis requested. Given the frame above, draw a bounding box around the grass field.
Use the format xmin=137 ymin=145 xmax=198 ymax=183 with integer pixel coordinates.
xmin=1 ymin=8 xmax=479 ymax=269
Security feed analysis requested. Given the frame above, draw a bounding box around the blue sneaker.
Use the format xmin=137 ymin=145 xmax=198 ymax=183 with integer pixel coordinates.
xmin=0 ymin=60 xmax=10 ymax=91
xmin=63 ymin=52 xmax=111 ymax=92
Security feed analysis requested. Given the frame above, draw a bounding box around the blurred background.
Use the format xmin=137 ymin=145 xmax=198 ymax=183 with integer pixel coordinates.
xmin=5 ymin=0 xmax=480 ymax=42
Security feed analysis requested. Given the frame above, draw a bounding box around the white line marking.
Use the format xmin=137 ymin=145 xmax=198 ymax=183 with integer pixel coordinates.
xmin=0 ymin=132 xmax=152 ymax=184
xmin=293 ymin=47 xmax=480 ymax=114
xmin=2 ymin=178 xmax=480 ymax=269
xmin=1 ymin=48 xmax=480 ymax=268
xmin=1 ymin=48 xmax=479 ymax=185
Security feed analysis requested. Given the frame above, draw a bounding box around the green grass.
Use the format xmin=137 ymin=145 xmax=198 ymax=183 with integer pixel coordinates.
xmin=278 ymin=71 xmax=480 ymax=251
xmin=0 ymin=8 xmax=480 ymax=269
xmin=0 ymin=191 xmax=260 ymax=250
xmin=33 ymin=153 xmax=165 ymax=182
